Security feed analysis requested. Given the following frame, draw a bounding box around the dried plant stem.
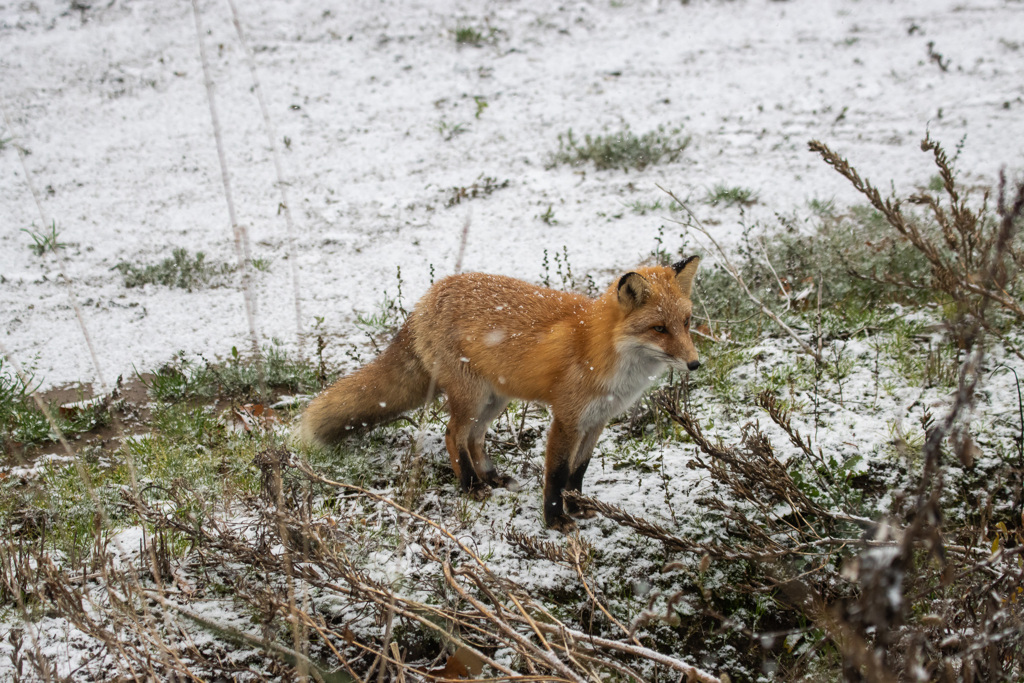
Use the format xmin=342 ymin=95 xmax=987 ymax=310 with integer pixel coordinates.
xmin=567 ymin=538 xmax=642 ymax=648
xmin=658 ymin=184 xmax=822 ymax=362
xmin=758 ymin=234 xmax=792 ymax=309
xmin=443 ymin=564 xmax=591 ymax=683
xmin=376 ymin=599 xmax=397 ymax=683
xmin=145 ymin=591 xmax=331 ymax=682
xmin=191 ymin=0 xmax=264 ymax=382
xmin=226 ymin=0 xmax=305 ymax=356
xmin=454 ymin=212 xmax=472 ymax=274
xmin=525 ymin=620 xmax=722 ymax=683
xmin=1 ymin=100 xmax=108 ymax=391
xmin=3 ymin=96 xmax=164 ymax=518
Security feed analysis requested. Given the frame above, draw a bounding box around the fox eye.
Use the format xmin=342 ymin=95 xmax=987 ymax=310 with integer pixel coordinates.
xmin=652 ymin=325 xmax=668 ymax=334
xmin=684 ymin=317 xmax=691 ymax=328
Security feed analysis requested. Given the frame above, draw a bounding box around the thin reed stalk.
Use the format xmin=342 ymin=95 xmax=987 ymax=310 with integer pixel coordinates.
xmin=190 ymin=0 xmax=265 ymax=388
xmin=226 ymin=0 xmax=306 ymax=357
xmin=0 ymin=100 xmax=108 ymax=391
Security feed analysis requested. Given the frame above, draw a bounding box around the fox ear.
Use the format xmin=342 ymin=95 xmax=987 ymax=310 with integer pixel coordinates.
xmin=617 ymin=272 xmax=651 ymax=311
xmin=672 ymin=256 xmax=701 ymax=297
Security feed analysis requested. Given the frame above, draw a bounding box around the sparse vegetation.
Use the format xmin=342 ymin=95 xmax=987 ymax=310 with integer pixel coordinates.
xmin=3 ymin=130 xmax=1024 ymax=681
xmin=22 ymin=221 xmax=66 ymax=256
xmin=927 ymin=40 xmax=951 ymax=71
xmin=352 ymin=266 xmax=409 ymax=354
xmin=626 ymin=197 xmax=665 ymax=215
xmin=473 ymin=94 xmax=489 ymax=118
xmin=444 ymin=175 xmax=509 ymax=207
xmin=452 ymin=22 xmax=499 ymax=47
xmin=550 ymin=125 xmax=690 ymax=171
xmin=436 ymin=118 xmax=468 ymax=141
xmin=113 ymin=247 xmax=234 ymax=290
xmin=705 ymin=183 xmax=759 ymax=208
xmin=538 ymin=203 xmax=557 ymax=224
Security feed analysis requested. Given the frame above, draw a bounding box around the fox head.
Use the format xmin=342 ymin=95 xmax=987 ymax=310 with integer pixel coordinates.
xmin=616 ymin=256 xmax=701 ymax=372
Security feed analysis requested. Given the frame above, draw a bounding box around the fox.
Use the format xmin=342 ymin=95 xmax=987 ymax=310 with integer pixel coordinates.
xmin=298 ymin=256 xmax=702 ymax=531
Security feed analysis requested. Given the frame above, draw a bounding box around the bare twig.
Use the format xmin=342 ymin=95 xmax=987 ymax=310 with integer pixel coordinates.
xmin=758 ymin=234 xmax=792 ymax=310
xmin=658 ymin=184 xmax=822 ymax=362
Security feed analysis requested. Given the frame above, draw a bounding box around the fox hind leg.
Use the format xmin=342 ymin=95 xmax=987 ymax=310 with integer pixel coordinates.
xmin=444 ymin=424 xmax=478 ymax=492
xmin=468 ymin=394 xmax=518 ymax=490
xmin=445 ymin=387 xmax=511 ymax=497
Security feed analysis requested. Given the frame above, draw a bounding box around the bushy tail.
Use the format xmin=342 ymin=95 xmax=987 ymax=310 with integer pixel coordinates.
xmin=298 ymin=323 xmax=433 ymax=446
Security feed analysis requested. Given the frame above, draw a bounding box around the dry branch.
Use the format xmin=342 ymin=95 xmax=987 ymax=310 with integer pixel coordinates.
xmin=117 ymin=455 xmax=725 ymax=682
xmin=809 ymin=137 xmax=1024 ymax=326
xmin=657 ymin=184 xmax=823 ymax=362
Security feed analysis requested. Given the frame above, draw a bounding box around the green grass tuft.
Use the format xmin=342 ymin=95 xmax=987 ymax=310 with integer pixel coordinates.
xmin=705 ymin=184 xmax=759 ymax=208
xmin=452 ymin=23 xmax=499 ymax=47
xmin=550 ymin=125 xmax=690 ymax=172
xmin=142 ymin=343 xmax=323 ymax=404
xmin=1 ymin=359 xmax=110 ymax=450
xmin=22 ymin=221 xmax=67 ymax=256
xmin=113 ymin=248 xmax=234 ymax=291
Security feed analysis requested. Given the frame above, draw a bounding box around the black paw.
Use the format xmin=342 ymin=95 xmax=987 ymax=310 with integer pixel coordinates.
xmin=546 ymin=514 xmax=577 ymax=534
xmin=468 ymin=482 xmax=492 ymax=501
xmin=485 ymin=473 xmax=520 ymax=491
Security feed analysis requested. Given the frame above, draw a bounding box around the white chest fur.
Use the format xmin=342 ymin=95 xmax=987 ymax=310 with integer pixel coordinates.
xmin=578 ymin=347 xmax=666 ymax=433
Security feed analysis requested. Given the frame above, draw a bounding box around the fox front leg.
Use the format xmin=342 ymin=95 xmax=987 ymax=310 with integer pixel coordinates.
xmin=543 ymin=418 xmax=600 ymax=531
xmin=563 ymin=426 xmax=602 ymax=519
xmin=564 ymin=426 xmax=602 ymax=519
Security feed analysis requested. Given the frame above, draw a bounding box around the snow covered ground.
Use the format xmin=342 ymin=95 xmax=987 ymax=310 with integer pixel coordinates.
xmin=3 ymin=0 xmax=1023 ymax=390
xmin=3 ymin=2 xmax=1024 ymax=679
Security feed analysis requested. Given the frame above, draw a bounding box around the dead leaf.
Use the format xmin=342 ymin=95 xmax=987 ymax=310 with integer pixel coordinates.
xmin=224 ymin=403 xmax=280 ymax=434
xmin=422 ymin=646 xmax=485 ymax=679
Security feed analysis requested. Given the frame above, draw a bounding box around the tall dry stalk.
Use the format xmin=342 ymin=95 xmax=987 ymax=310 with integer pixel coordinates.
xmin=1 ymin=101 xmax=108 ymax=392
xmin=809 ymin=135 xmax=1024 ymax=335
xmin=191 ymin=0 xmax=264 ymax=386
xmin=226 ymin=0 xmax=306 ymax=358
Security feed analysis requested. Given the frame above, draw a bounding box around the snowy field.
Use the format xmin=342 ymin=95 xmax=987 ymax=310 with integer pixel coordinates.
xmin=2 ymin=0 xmax=1022 ymax=389
xmin=3 ymin=1 xmax=1024 ymax=681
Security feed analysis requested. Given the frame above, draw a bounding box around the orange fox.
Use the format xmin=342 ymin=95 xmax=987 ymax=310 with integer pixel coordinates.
xmin=299 ymin=257 xmax=702 ymax=531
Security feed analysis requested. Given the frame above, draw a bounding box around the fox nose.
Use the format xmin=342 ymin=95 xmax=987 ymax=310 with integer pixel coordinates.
xmin=687 ymin=360 xmax=701 ymax=371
